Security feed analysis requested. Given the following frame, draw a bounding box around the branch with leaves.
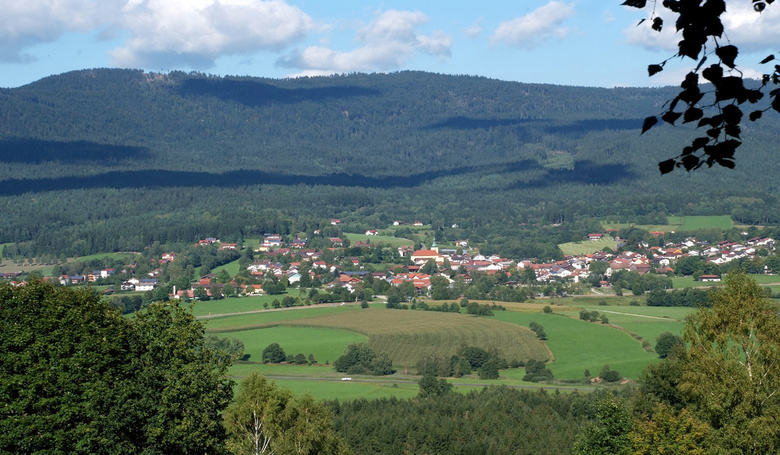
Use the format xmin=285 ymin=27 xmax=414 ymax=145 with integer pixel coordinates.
xmin=624 ymin=0 xmax=780 ymax=173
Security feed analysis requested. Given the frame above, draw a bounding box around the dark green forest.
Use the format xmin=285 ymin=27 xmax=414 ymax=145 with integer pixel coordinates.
xmin=1 ymin=69 xmax=779 ymax=258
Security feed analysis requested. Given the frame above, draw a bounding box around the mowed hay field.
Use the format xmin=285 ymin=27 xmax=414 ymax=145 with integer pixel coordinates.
xmin=559 ymin=238 xmax=619 ymax=256
xmin=215 ymin=308 xmax=551 ymax=369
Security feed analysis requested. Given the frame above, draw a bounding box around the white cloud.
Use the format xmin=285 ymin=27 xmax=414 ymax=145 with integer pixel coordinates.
xmin=0 ymin=0 xmax=120 ymax=62
xmin=277 ymin=10 xmax=451 ymax=74
xmin=0 ymin=0 xmax=313 ymax=68
xmin=623 ymin=17 xmax=678 ymax=53
xmin=110 ymin=0 xmax=313 ymax=69
xmin=491 ymin=1 xmax=576 ymax=49
xmin=463 ymin=25 xmax=482 ymax=39
xmin=722 ymin=3 xmax=780 ymax=53
xmin=624 ymin=2 xmax=780 ymax=57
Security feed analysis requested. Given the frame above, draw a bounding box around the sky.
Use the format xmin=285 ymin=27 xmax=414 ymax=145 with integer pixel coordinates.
xmin=2 ymin=0 xmax=780 ymax=89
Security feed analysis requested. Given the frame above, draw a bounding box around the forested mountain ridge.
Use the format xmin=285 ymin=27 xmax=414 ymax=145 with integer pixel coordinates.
xmin=1 ymin=69 xmax=778 ymax=257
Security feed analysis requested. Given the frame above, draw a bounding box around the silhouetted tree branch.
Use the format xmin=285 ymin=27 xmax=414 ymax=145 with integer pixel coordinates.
xmin=624 ymin=0 xmax=780 ymax=173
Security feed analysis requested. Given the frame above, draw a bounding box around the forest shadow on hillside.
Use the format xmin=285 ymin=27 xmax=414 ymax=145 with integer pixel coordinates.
xmin=517 ymin=160 xmax=637 ymax=188
xmin=0 ymin=138 xmax=151 ymax=164
xmin=422 ymin=116 xmax=541 ymax=130
xmin=0 ymin=160 xmax=635 ymax=196
xmin=544 ymin=118 xmax=643 ymax=136
xmin=423 ymin=116 xmax=642 ymax=136
xmin=177 ymin=78 xmax=381 ymax=107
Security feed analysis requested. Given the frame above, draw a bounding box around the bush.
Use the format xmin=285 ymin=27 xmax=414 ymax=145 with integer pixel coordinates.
xmin=543 ymin=305 xmax=552 ymax=314
xmin=293 ymin=353 xmax=307 ymax=364
xmin=360 ymin=300 xmax=369 ymax=309
xmin=655 ymin=332 xmax=685 ymax=358
xmin=523 ymin=359 xmax=554 ymax=382
xmin=579 ymin=310 xmax=600 ymax=322
xmin=599 ymin=364 xmax=622 ymax=382
xmin=261 ymin=343 xmax=286 ymax=364
xmin=478 ymin=359 xmax=500 ymax=379
xmin=334 ymin=343 xmax=395 ymax=376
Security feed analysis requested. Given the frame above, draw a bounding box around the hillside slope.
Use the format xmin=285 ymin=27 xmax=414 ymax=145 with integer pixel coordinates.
xmin=0 ymin=69 xmax=778 ymax=256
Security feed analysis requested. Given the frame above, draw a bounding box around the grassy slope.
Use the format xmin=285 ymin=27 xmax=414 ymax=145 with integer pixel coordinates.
xmin=227 ymin=326 xmax=367 ymax=365
xmin=344 ymin=233 xmax=414 ymax=247
xmin=492 ymin=310 xmax=660 ymax=380
xmin=210 ymin=259 xmax=241 ymax=277
xmin=276 ymin=308 xmax=551 ymax=367
xmin=600 ymin=215 xmax=734 ymax=233
xmin=559 ymin=238 xmax=619 ymax=256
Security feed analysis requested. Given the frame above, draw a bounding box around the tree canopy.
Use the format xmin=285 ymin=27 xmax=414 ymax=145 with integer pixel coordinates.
xmin=0 ymin=280 xmax=234 ymax=454
xmin=223 ymin=372 xmax=349 ymax=455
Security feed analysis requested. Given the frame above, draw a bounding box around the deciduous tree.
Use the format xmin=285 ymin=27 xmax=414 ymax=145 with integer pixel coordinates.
xmin=0 ymin=280 xmax=233 ymax=454
xmin=680 ymin=273 xmax=780 ymax=452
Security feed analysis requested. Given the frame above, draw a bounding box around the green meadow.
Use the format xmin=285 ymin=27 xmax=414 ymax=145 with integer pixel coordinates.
xmin=493 ymin=310 xmax=663 ymax=380
xmin=201 ymin=303 xmax=364 ymax=330
xmin=672 ymin=274 xmax=780 ymax=289
xmin=227 ymin=326 xmax=367 ymax=365
xmin=343 ymin=233 xmax=414 ymax=247
xmin=210 ymin=258 xmax=242 ymax=277
xmin=601 ymin=215 xmax=734 ymax=233
xmin=199 ymin=300 xmax=698 ymax=401
xmin=558 ymin=238 xmax=619 ymax=256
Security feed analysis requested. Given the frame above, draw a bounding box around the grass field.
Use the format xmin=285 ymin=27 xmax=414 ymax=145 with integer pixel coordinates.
xmin=202 ymin=303 xmax=365 ymax=330
xmin=493 ymin=310 xmax=661 ymax=380
xmin=344 ymin=233 xmax=414 ymax=247
xmin=211 ymin=259 xmax=241 ymax=277
xmin=673 ymin=215 xmax=734 ymax=230
xmin=275 ymin=309 xmax=551 ymax=369
xmin=196 ymin=300 xmax=703 ymax=400
xmin=601 ymin=215 xmax=734 ymax=233
xmin=192 ymin=295 xmax=282 ymax=317
xmin=672 ymin=274 xmax=780 ymax=289
xmin=1 ymin=251 xmax=139 ymax=276
xmin=206 ymin=306 xmax=549 ymax=369
xmin=559 ymin=238 xmax=619 ymax=256
xmin=226 ymin=326 xmax=367 ymax=365
xmin=229 ymin=362 xmax=421 ymax=399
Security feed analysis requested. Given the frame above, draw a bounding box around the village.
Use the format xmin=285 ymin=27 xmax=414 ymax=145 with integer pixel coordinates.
xmin=23 ymin=223 xmax=774 ymax=303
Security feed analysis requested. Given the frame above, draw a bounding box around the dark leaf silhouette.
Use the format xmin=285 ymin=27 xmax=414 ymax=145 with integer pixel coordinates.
xmin=662 ymin=110 xmax=683 ymax=125
xmin=641 ymin=116 xmax=658 ymax=134
xmin=652 ymin=17 xmax=663 ymax=32
xmin=683 ymin=107 xmax=703 ymax=123
xmin=622 ymin=0 xmax=647 ymax=7
xmin=681 ymin=155 xmax=700 ymax=171
xmin=702 ymin=64 xmax=723 ymax=83
xmin=629 ymin=0 xmax=779 ymax=173
xmin=716 ymin=45 xmax=739 ymax=69
xmin=658 ymin=159 xmax=676 ymax=174
xmin=648 ymin=64 xmax=664 ymax=76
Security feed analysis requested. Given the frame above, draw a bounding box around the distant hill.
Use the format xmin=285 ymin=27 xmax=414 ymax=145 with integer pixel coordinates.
xmin=0 ymin=69 xmax=778 ymax=257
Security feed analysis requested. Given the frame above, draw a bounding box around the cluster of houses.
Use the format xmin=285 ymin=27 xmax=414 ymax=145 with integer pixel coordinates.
xmin=221 ymin=233 xmax=777 ymax=295
xmin=6 ymin=231 xmax=775 ymax=294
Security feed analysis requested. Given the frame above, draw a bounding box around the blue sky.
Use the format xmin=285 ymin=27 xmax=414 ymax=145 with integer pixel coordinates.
xmin=2 ymin=0 xmax=779 ymax=89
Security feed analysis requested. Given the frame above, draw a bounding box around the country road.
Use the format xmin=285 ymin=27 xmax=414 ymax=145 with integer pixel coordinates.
xmin=232 ymin=375 xmax=595 ymax=392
